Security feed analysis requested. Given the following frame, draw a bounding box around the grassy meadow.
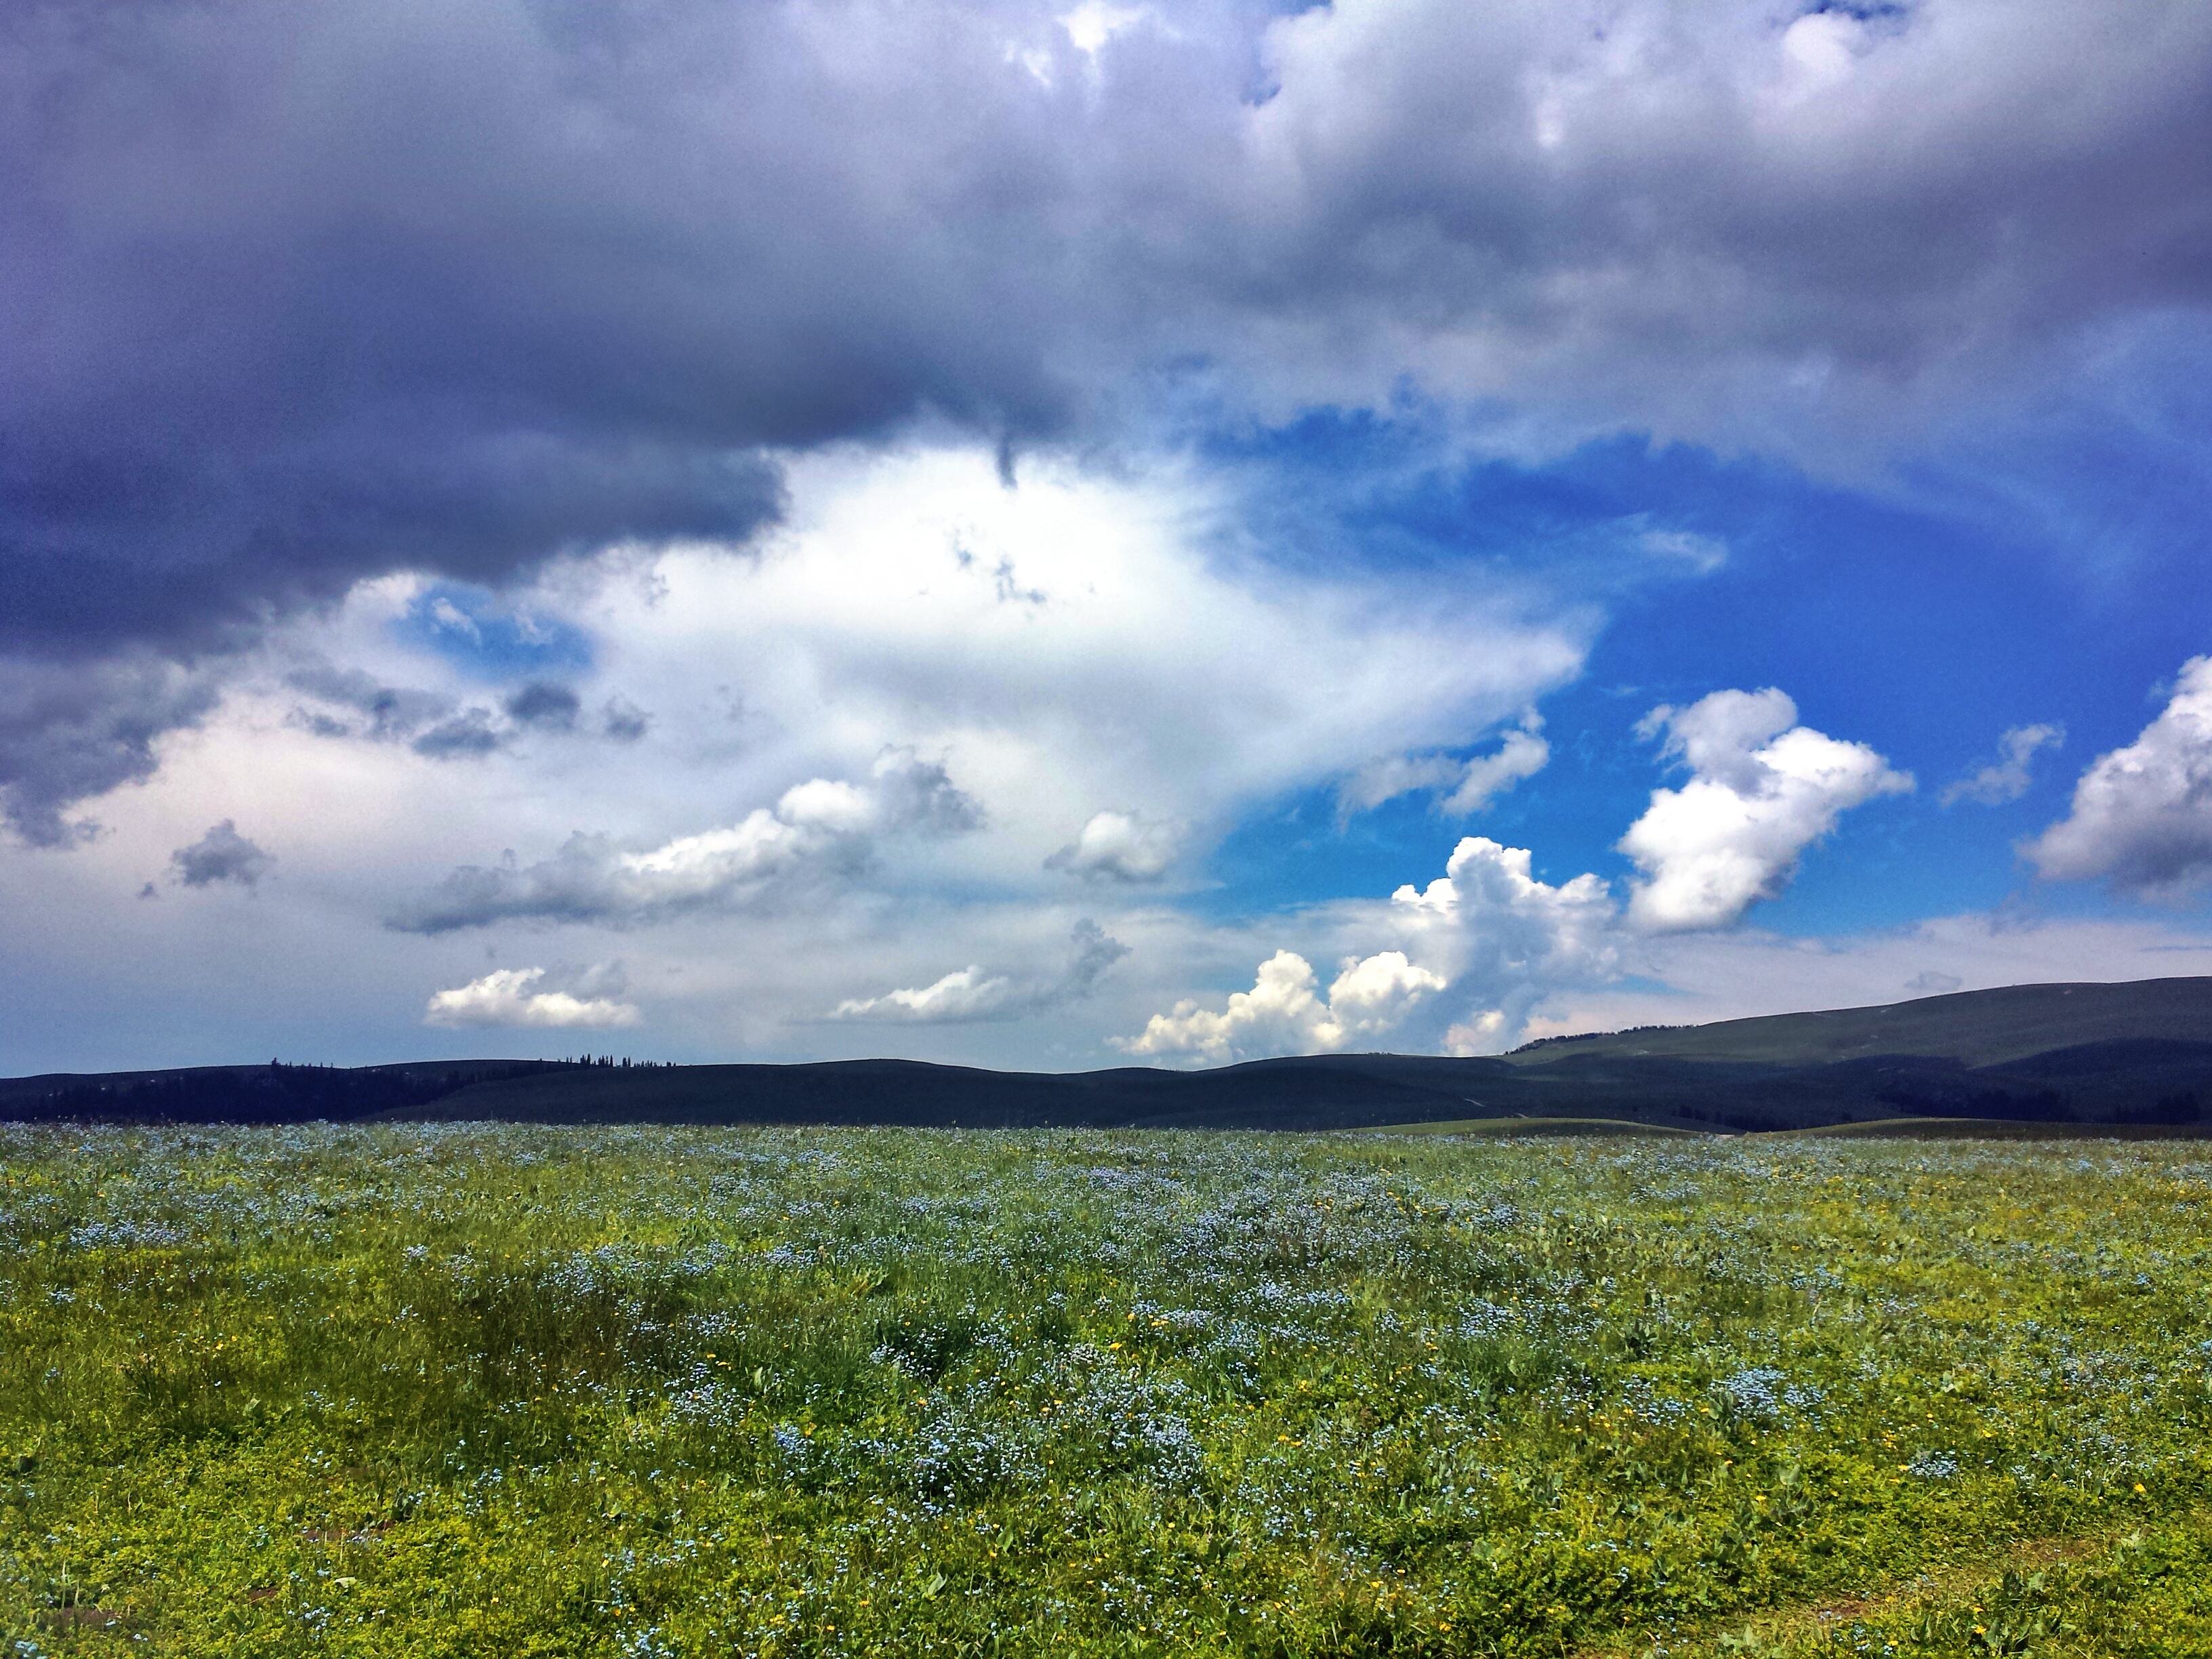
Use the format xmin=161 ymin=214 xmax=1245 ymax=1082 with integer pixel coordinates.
xmin=2 ymin=1124 xmax=2209 ymax=1656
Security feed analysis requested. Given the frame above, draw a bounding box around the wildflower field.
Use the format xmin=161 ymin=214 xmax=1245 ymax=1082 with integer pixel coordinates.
xmin=3 ymin=1126 xmax=2209 ymax=1657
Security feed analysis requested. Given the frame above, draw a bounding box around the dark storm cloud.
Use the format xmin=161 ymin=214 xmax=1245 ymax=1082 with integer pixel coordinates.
xmin=1 ymin=0 xmax=1082 ymax=661
xmin=12 ymin=0 xmax=2212 ymax=660
xmin=169 ymin=819 xmax=273 ymax=890
xmin=410 ymin=710 xmax=508 ymax=761
xmin=6 ymin=0 xmax=2212 ymax=837
xmin=504 ymin=682 xmax=582 ymax=732
xmin=0 ymin=655 xmax=224 ymax=846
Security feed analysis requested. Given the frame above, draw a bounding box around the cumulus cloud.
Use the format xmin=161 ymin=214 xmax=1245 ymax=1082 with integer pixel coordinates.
xmin=424 ymin=964 xmax=640 ymax=1029
xmin=389 ymin=748 xmax=981 ymax=933
xmin=1119 ymin=948 xmax=1446 ymax=1065
xmin=1340 ymin=718 xmax=1551 ymax=821
xmin=169 ymin=819 xmax=274 ymax=890
xmin=1942 ymin=722 xmax=2064 ymax=806
xmin=1125 ymin=834 xmax=1624 ymax=1061
xmin=1045 ymin=810 xmax=1183 ymax=883
xmin=1386 ymin=836 xmax=1626 ymax=1048
xmin=830 ymin=918 xmax=1128 ymax=1023
xmin=1620 ymin=689 xmax=1912 ymax=932
xmin=2025 ymin=656 xmax=2212 ymax=897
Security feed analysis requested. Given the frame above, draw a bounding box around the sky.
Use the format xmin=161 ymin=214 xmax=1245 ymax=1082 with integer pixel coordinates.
xmin=4 ymin=0 xmax=2212 ymax=1075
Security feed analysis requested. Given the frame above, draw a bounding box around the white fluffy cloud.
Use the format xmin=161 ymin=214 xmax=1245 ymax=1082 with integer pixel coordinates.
xmin=390 ymin=748 xmax=981 ymax=933
xmin=830 ymin=919 xmax=1128 ymax=1023
xmin=1338 ymin=718 xmax=1550 ymax=820
xmin=1387 ymin=836 xmax=1626 ymax=1048
xmin=424 ymin=966 xmax=640 ymax=1029
xmin=1125 ymin=834 xmax=1624 ymax=1061
xmin=2026 ymin=656 xmax=2212 ymax=897
xmin=0 ymin=443 xmax=1596 ymax=1072
xmin=1619 ymin=689 xmax=1912 ymax=932
xmin=1119 ymin=948 xmax=1445 ymax=1064
xmin=1942 ymin=722 xmax=2065 ymax=806
xmin=572 ymin=447 xmax=1582 ymax=888
xmin=1045 ymin=810 xmax=1183 ymax=883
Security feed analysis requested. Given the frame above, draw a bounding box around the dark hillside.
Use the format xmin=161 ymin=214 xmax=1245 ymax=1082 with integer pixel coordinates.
xmin=1505 ymin=977 xmax=2212 ymax=1069
xmin=5 ymin=977 xmax=2209 ymax=1131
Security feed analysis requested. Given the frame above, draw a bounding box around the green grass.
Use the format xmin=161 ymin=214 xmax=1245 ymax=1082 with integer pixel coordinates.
xmin=3 ymin=1125 xmax=2209 ymax=1656
xmin=1359 ymin=1117 xmax=1702 ymax=1138
xmin=1776 ymin=1118 xmax=2212 ymax=1141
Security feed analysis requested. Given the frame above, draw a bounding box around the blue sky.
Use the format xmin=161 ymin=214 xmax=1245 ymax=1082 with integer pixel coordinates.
xmin=4 ymin=0 xmax=2211 ymax=1072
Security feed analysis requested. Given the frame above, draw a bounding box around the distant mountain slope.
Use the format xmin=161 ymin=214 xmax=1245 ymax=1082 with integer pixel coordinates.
xmin=1506 ymin=977 xmax=2212 ymax=1069
xmin=3 ymin=977 xmax=2209 ymax=1132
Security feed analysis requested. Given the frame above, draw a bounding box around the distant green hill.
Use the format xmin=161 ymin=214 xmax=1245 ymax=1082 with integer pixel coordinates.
xmin=5 ymin=976 xmax=2209 ymax=1133
xmin=1506 ymin=977 xmax=2212 ymax=1069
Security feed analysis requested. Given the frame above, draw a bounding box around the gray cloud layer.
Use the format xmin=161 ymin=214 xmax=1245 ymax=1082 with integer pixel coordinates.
xmin=5 ymin=0 xmax=2211 ymax=840
xmin=8 ymin=0 xmax=2212 ymax=659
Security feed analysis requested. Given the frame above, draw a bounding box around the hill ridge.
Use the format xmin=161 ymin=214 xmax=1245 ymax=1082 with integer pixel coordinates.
xmin=5 ymin=975 xmax=2209 ymax=1133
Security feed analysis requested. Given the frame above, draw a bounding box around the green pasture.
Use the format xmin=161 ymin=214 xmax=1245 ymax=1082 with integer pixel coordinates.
xmin=2 ymin=1124 xmax=2209 ymax=1656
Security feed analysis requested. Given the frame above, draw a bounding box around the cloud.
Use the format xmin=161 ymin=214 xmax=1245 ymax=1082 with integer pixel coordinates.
xmin=1620 ymin=689 xmax=1912 ymax=932
xmin=600 ymin=697 xmax=651 ymax=743
xmin=289 ymin=663 xmax=640 ymax=757
xmin=830 ymin=918 xmax=1128 ymax=1023
xmin=1520 ymin=910 xmax=2212 ymax=1044
xmin=1118 ymin=947 xmax=1446 ymax=1064
xmin=9 ymin=0 xmax=2211 ymax=677
xmin=504 ymin=681 xmax=581 ymax=732
xmin=1338 ymin=716 xmax=1549 ymax=820
xmin=169 ymin=819 xmax=273 ymax=890
xmin=428 ymin=600 xmax=484 ymax=645
xmin=602 ymin=447 xmax=1582 ymax=877
xmin=1045 ymin=810 xmax=1183 ymax=883
xmin=0 ymin=655 xmax=224 ymax=846
xmin=0 ymin=447 xmax=1596 ymax=1074
xmin=1443 ymin=726 xmax=1551 ymax=815
xmin=424 ymin=964 xmax=639 ymax=1029
xmin=1125 ymin=834 xmax=1623 ymax=1061
xmin=285 ymin=665 xmax=454 ymax=741
xmin=1385 ymin=835 xmax=1626 ymax=1048
xmin=2024 ymin=656 xmax=2212 ymax=897
xmin=31 ymin=0 xmax=2200 ymax=838
xmin=410 ymin=710 xmax=507 ymax=760
xmin=389 ymin=748 xmax=981 ymax=933
xmin=1942 ymin=722 xmax=2065 ymax=806
xmin=1637 ymin=529 xmax=1729 ymax=575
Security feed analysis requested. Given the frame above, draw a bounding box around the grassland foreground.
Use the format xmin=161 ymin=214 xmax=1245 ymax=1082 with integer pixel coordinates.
xmin=2 ymin=1124 xmax=2208 ymax=1656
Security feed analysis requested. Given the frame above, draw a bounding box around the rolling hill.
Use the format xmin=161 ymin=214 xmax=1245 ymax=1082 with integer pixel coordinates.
xmin=5 ymin=976 xmax=2209 ymax=1132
